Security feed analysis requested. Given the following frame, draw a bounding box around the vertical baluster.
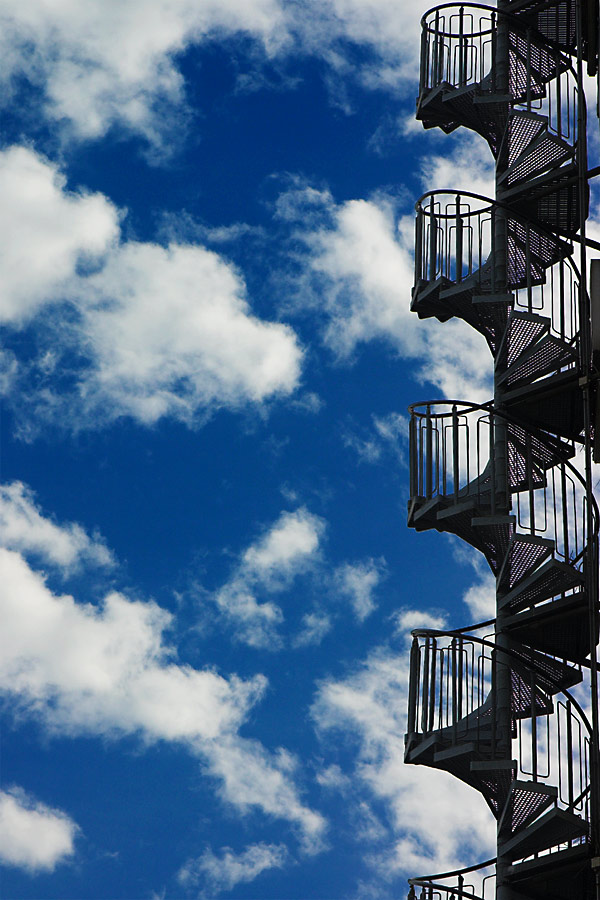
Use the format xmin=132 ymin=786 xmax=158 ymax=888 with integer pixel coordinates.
xmin=421 ymin=638 xmax=431 ymax=733
xmin=455 ymin=195 xmax=463 ymax=283
xmin=527 ymin=432 xmax=536 ymax=534
xmin=429 ymin=211 xmax=437 ymax=282
xmin=490 ymin=415 xmax=496 ymax=514
xmin=410 ymin=413 xmax=418 ymax=499
xmin=429 ymin=638 xmax=437 ymax=732
xmin=408 ymin=636 xmax=420 ymax=734
xmin=426 ymin=405 xmax=433 ymax=499
xmin=453 ymin=404 xmax=460 ymax=501
xmin=457 ymin=636 xmax=463 ymax=721
xmin=459 ymin=6 xmax=466 ymax=87
xmin=561 ymin=463 xmax=570 ymax=561
xmin=531 ymin=668 xmax=538 ymax=781
xmin=451 ymin=638 xmax=458 ymax=731
xmin=567 ymin=699 xmax=575 ymax=812
xmin=556 ymin=51 xmax=563 ymax=137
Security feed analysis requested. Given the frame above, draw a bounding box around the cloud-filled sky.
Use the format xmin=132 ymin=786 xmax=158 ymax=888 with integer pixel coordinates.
xmin=1 ymin=2 xmax=598 ymax=898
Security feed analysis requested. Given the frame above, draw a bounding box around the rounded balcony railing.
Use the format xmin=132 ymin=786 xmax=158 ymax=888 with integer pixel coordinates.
xmin=413 ymin=190 xmax=582 ymax=350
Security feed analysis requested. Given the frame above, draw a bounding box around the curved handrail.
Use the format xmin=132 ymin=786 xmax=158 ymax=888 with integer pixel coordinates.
xmin=414 ymin=190 xmax=577 ymax=274
xmin=410 ymin=626 xmax=594 ymax=736
xmin=407 ymin=396 xmax=600 ymax=537
xmin=407 ymin=855 xmax=497 ymax=900
xmin=419 ymin=2 xmax=577 ymax=77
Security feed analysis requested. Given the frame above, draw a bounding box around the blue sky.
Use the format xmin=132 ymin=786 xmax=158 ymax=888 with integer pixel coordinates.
xmin=0 ymin=3 xmax=598 ymax=899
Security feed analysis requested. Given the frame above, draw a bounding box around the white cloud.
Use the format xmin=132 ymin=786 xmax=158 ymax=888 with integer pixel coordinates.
xmin=212 ymin=509 xmax=325 ymax=648
xmin=0 ymin=0 xmax=289 ymax=148
xmin=0 ymin=481 xmax=114 ymax=572
xmin=0 ymin=545 xmax=325 ymax=844
xmin=312 ymin=623 xmax=495 ymax=879
xmin=419 ymin=134 xmax=495 ymax=198
xmin=0 ymin=787 xmax=78 ymax=873
xmin=333 ymin=559 xmax=384 ymax=622
xmin=0 ymin=146 xmax=119 ymax=326
xmin=178 ymin=842 xmax=289 ymax=894
xmin=1 ymin=147 xmax=303 ymax=431
xmin=204 ymin=738 xmax=326 ymax=853
xmin=293 ymin=612 xmax=332 ymax=648
xmin=0 ymin=547 xmax=263 ymax=740
xmin=0 ymin=1 xmax=435 ymax=148
xmin=281 ymin=185 xmax=492 ymax=403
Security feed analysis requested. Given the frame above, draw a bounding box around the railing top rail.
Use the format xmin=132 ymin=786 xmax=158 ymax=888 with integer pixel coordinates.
xmin=408 ymin=855 xmax=496 ymax=884
xmin=409 ymin=627 xmax=595 ymax=732
xmin=408 ymin=399 xmax=491 ymax=418
xmin=408 ymin=397 xmax=600 ymax=535
xmin=420 ymin=1 xmax=576 ymax=64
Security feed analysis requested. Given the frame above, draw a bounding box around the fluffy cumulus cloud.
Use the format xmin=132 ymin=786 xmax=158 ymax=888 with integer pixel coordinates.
xmin=0 ymin=547 xmax=264 ymax=740
xmin=211 ymin=508 xmax=325 ymax=648
xmin=0 ymin=481 xmax=114 ymax=572
xmin=0 ymin=0 xmax=288 ymax=148
xmin=278 ymin=183 xmax=492 ymax=403
xmin=0 ymin=494 xmax=324 ymax=847
xmin=178 ymin=842 xmax=289 ymax=893
xmin=312 ymin=616 xmax=495 ymax=881
xmin=1 ymin=147 xmax=303 ymax=431
xmin=0 ymin=146 xmax=119 ymax=325
xmin=0 ymin=788 xmax=78 ymax=874
xmin=333 ymin=558 xmax=385 ymax=621
xmin=0 ymin=1 xmax=433 ymax=148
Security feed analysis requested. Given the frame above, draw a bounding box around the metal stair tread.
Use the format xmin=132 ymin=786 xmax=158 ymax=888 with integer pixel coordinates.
xmin=497 ymin=533 xmax=555 ymax=592
xmin=498 ymin=806 xmax=588 ymax=862
xmin=498 ymin=558 xmax=585 ymax=613
xmin=497 ymin=334 xmax=578 ymax=389
xmin=498 ymin=780 xmax=558 ymax=837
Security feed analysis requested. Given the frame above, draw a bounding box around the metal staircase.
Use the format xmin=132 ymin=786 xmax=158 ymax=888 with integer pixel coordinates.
xmin=404 ymin=3 xmax=600 ymax=899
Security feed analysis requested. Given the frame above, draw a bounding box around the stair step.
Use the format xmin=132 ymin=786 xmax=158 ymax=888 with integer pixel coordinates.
xmin=499 ymin=558 xmax=585 ymax=613
xmin=499 ymin=806 xmax=588 ymax=862
xmin=497 ymin=311 xmax=549 ymax=369
xmin=504 ymin=591 xmax=595 ymax=664
xmin=498 ymin=780 xmax=558 ymax=837
xmin=505 ymin=110 xmax=548 ymax=169
xmin=471 ymin=516 xmax=517 ymax=574
xmin=506 ymin=419 xmax=575 ymax=494
xmin=502 ymin=370 xmax=585 ymax=442
xmin=470 ymin=758 xmax=518 ymax=818
xmin=508 ymin=643 xmax=583 ymax=695
xmin=501 ymin=121 xmax=573 ymax=190
xmin=498 ymin=533 xmax=555 ymax=593
xmin=497 ymin=334 xmax=578 ymax=390
xmin=510 ymin=672 xmax=554 ymax=719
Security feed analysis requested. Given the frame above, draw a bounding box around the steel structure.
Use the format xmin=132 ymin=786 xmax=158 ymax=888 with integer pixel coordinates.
xmin=404 ymin=1 xmax=600 ymax=899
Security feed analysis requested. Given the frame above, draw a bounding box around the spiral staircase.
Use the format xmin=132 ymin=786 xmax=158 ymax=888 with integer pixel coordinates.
xmin=404 ymin=3 xmax=600 ymax=899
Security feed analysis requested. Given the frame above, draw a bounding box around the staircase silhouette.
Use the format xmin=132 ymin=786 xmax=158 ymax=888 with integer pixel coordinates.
xmin=404 ymin=4 xmax=599 ymax=900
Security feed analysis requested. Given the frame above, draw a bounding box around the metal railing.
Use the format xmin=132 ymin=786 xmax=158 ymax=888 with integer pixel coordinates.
xmin=408 ymin=401 xmax=588 ymax=564
xmin=420 ymin=4 xmax=578 ymax=145
xmin=413 ymin=191 xmax=581 ymax=347
xmin=407 ymin=628 xmax=592 ymax=824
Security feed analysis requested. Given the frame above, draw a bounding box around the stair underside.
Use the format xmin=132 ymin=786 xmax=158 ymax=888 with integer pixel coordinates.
xmin=499 ymin=557 xmax=585 ymax=613
xmin=504 ymin=591 xmax=595 ymax=664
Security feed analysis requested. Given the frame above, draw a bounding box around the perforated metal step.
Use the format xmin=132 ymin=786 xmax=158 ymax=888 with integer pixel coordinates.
xmin=499 ymin=806 xmax=588 ymax=862
xmin=499 ymin=112 xmax=574 ymax=190
xmin=499 ymin=558 xmax=585 ymax=613
xmin=498 ymin=780 xmax=558 ymax=837
xmin=497 ymin=334 xmax=578 ymax=390
xmin=498 ymin=534 xmax=555 ymax=594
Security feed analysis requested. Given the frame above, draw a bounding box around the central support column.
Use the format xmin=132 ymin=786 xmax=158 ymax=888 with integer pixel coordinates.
xmin=493 ymin=5 xmax=515 ymax=899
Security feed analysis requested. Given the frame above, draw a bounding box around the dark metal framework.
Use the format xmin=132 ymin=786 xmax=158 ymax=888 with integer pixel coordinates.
xmin=405 ymin=1 xmax=600 ymax=898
